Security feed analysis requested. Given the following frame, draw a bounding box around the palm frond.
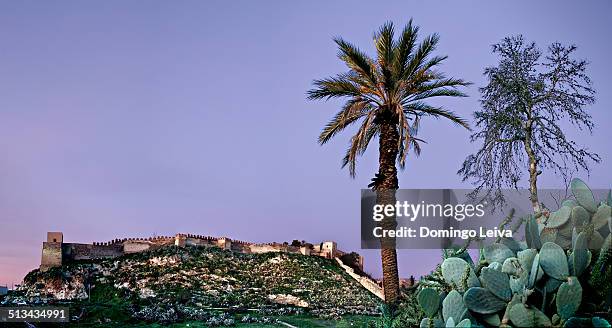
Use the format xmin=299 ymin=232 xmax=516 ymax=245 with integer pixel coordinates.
xmin=405 ymin=103 xmax=470 ymax=130
xmin=393 ymin=19 xmax=419 ymax=78
xmin=318 ymin=100 xmax=371 ymax=144
xmin=307 ymin=73 xmax=361 ymax=100
xmin=334 ymin=38 xmax=378 ymax=86
xmin=342 ymin=111 xmax=377 ymax=177
xmin=411 ymin=88 xmax=469 ymax=101
xmin=396 ymin=111 xmax=424 ymax=168
xmin=374 ymin=21 xmax=396 ymax=92
xmin=403 ymin=33 xmax=440 ymax=80
xmin=359 ymin=123 xmax=379 ymax=155
xmin=419 ymin=77 xmax=472 ymax=91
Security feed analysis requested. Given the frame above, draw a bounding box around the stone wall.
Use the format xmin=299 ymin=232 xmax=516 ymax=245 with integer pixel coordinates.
xmin=249 ymin=243 xmax=287 ymax=254
xmin=124 ymin=241 xmax=154 ymax=254
xmin=62 ymin=243 xmax=124 ymax=261
xmin=334 ymin=258 xmax=384 ymax=300
xmin=40 ymin=242 xmax=62 ymax=270
xmin=47 ymin=232 xmax=63 ymax=243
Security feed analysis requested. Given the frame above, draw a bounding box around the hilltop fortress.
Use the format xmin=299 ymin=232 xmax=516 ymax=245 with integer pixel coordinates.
xmin=40 ymin=232 xmax=359 ymax=270
xmin=40 ymin=232 xmax=384 ymax=299
xmin=39 ymin=232 xmax=385 ymax=299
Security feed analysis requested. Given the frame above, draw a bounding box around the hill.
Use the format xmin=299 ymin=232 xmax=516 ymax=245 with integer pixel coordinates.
xmin=6 ymin=245 xmax=380 ymax=326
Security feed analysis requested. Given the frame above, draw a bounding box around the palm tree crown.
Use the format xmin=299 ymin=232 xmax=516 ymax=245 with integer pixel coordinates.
xmin=308 ymin=20 xmax=471 ymax=176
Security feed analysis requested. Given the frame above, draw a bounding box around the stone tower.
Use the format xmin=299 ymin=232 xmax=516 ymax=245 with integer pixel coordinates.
xmin=40 ymin=232 xmax=63 ymax=270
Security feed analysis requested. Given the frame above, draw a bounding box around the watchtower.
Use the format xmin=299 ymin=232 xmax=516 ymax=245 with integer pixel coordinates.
xmin=40 ymin=232 xmax=64 ymax=270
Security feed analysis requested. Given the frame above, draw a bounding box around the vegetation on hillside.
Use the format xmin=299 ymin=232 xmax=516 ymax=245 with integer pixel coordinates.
xmin=8 ymin=246 xmax=381 ymax=326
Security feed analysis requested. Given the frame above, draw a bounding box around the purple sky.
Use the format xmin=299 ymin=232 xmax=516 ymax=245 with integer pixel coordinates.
xmin=1 ymin=1 xmax=611 ymax=286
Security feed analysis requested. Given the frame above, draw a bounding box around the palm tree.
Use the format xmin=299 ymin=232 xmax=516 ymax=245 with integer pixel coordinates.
xmin=308 ymin=20 xmax=470 ymax=303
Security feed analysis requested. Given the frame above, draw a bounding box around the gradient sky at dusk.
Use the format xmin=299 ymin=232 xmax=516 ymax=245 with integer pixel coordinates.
xmin=1 ymin=1 xmax=611 ymax=286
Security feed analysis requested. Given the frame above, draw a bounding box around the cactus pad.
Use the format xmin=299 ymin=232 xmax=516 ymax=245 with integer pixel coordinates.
xmin=540 ymin=228 xmax=558 ymax=243
xmin=572 ymin=231 xmax=590 ymax=276
xmin=502 ymin=257 xmax=521 ymax=276
xmin=418 ymin=287 xmax=440 ymax=317
xmin=420 ymin=318 xmax=444 ymax=328
xmin=484 ymin=243 xmax=514 ymax=264
xmin=544 ymin=277 xmax=563 ymax=292
xmin=539 ymin=242 xmax=569 ymax=280
xmin=442 ymin=289 xmax=467 ymax=324
xmin=547 ymin=206 xmax=571 ymax=228
xmin=556 ymin=276 xmax=582 ymax=320
xmin=509 ymin=304 xmax=552 ymax=327
xmin=529 ymin=253 xmax=542 ymax=288
xmin=517 ymin=249 xmax=536 ymax=274
xmin=562 ymin=199 xmax=578 ymax=208
xmin=589 ymin=231 xmax=605 ymax=250
xmin=441 ymin=257 xmax=480 ymax=291
xmin=480 ymin=266 xmax=511 ymax=301
xmin=592 ymin=317 xmax=611 ymax=327
xmin=571 ymin=178 xmax=597 ymax=212
xmin=510 ymin=274 xmax=527 ymax=294
xmin=571 ymin=205 xmax=590 ymax=227
xmin=592 ymin=204 xmax=611 ymax=230
xmin=463 ymin=287 xmax=507 ymax=314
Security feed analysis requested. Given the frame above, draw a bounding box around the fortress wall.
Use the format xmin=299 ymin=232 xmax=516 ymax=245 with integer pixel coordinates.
xmin=230 ymin=242 xmax=251 ymax=253
xmin=124 ymin=241 xmax=153 ymax=254
xmin=150 ymin=237 xmax=175 ymax=246
xmin=249 ymin=243 xmax=287 ymax=254
xmin=63 ymin=243 xmax=124 ymax=261
xmin=334 ymin=258 xmax=384 ymax=300
xmin=185 ymin=237 xmax=217 ymax=247
xmin=41 ymin=242 xmax=63 ymax=269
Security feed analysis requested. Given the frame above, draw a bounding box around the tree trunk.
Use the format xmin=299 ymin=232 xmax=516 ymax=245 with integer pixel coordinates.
xmin=376 ymin=117 xmax=400 ymax=303
xmin=523 ymin=119 xmax=541 ymax=214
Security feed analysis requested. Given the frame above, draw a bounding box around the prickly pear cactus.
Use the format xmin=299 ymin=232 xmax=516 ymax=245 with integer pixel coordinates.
xmin=419 ymin=317 xmax=444 ymax=328
xmin=571 ymin=231 xmax=590 ymax=276
xmin=442 ymin=289 xmax=467 ymax=323
xmin=592 ymin=204 xmax=611 ymax=229
xmin=571 ymin=205 xmax=590 ymax=226
xmin=418 ymin=287 xmax=440 ymax=317
xmin=508 ymin=303 xmax=551 ymax=327
xmin=416 ymin=178 xmax=611 ymax=328
xmin=463 ymin=287 xmax=507 ymax=314
xmin=484 ymin=243 xmax=514 ymax=264
xmin=547 ymin=205 xmax=571 ymax=228
xmin=441 ymin=257 xmax=480 ymax=291
xmin=542 ymin=179 xmax=612 ymax=251
xmin=556 ymin=277 xmax=582 ymax=320
xmin=480 ymin=266 xmax=511 ymax=301
xmin=539 ymin=242 xmax=569 ymax=280
xmin=571 ymin=178 xmax=597 ymax=212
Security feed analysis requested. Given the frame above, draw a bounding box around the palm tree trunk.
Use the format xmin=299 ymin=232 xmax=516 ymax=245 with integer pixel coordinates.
xmin=377 ymin=118 xmax=400 ymax=303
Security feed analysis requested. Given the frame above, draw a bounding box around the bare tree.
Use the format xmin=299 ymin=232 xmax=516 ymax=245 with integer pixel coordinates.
xmin=458 ymin=35 xmax=599 ymax=213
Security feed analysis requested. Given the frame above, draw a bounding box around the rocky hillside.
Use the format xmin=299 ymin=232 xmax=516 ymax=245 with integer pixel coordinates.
xmin=9 ymin=245 xmax=380 ymax=325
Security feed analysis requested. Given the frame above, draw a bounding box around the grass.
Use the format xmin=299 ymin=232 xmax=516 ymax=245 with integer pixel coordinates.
xmin=276 ymin=314 xmax=376 ymax=328
xmin=48 ymin=316 xmax=378 ymax=328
